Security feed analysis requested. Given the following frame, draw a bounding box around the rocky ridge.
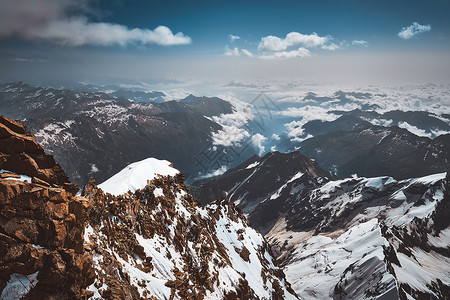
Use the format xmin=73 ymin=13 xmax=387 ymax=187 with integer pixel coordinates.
xmin=81 ymin=170 xmax=297 ymax=299
xmin=0 ymin=115 xmax=94 ymax=299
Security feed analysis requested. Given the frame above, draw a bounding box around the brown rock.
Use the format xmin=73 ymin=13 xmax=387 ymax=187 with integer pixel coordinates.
xmin=0 ymin=116 xmax=94 ymax=299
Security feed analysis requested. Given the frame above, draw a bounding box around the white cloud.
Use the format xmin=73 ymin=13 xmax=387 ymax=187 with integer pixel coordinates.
xmin=283 ymin=105 xmax=340 ymax=141
xmin=224 ymin=47 xmax=254 ymax=57
xmin=272 ymin=133 xmax=280 ymax=141
xmin=229 ymin=34 xmax=240 ymax=42
xmin=398 ymin=22 xmax=431 ymax=39
xmin=196 ymin=165 xmax=228 ymax=179
xmin=321 ymin=43 xmax=339 ymax=51
xmin=224 ymin=47 xmax=240 ymax=56
xmin=352 ymin=40 xmax=368 ymax=46
xmin=224 ymin=30 xmax=338 ymax=60
xmin=260 ymin=47 xmax=311 ymax=59
xmin=241 ymin=49 xmax=254 ymax=57
xmin=258 ymin=32 xmax=328 ymax=52
xmin=212 ymin=125 xmax=250 ymax=147
xmin=397 ymin=121 xmax=431 ymax=137
xmin=251 ymin=133 xmax=267 ymax=156
xmin=0 ymin=0 xmax=191 ymax=46
xmin=363 ymin=118 xmax=393 ymax=127
xmin=33 ymin=18 xmax=191 ymax=46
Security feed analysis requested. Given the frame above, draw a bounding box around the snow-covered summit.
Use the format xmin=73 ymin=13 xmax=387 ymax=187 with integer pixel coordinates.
xmin=98 ymin=157 xmax=179 ymax=196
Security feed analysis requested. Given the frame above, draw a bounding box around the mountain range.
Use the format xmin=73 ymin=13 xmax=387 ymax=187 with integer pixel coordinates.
xmin=192 ymin=150 xmax=450 ymax=299
xmin=1 ymin=82 xmax=449 ymax=299
xmin=0 ymin=82 xmax=256 ymax=187
xmin=0 ymin=115 xmax=296 ymax=299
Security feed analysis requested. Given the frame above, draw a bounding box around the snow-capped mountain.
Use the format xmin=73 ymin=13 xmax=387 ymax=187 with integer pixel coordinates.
xmin=82 ymin=158 xmax=297 ymax=299
xmin=192 ymin=151 xmax=450 ymax=299
xmin=0 ymin=116 xmax=296 ymax=299
xmin=271 ymin=172 xmax=450 ymax=300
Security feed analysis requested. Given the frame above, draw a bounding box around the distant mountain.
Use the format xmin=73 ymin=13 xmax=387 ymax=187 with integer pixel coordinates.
xmin=296 ymin=125 xmax=450 ymax=179
xmin=277 ymin=109 xmax=450 ymax=179
xmin=289 ymin=109 xmax=450 ymax=144
xmin=109 ymin=89 xmax=166 ymax=103
xmin=0 ymin=82 xmax=254 ymax=187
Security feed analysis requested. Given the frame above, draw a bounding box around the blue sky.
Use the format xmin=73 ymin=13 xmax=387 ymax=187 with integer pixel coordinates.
xmin=76 ymin=0 xmax=450 ymax=53
xmin=0 ymin=0 xmax=449 ymax=86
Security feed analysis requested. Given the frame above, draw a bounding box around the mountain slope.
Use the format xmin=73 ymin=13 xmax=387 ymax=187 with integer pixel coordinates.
xmin=269 ymin=172 xmax=450 ymax=299
xmin=0 ymin=115 xmax=297 ymax=299
xmin=82 ymin=158 xmax=297 ymax=299
xmin=191 ymin=151 xmax=331 ymax=233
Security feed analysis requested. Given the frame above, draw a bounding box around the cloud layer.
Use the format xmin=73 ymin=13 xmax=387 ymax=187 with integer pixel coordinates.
xmin=398 ymin=22 xmax=431 ymax=39
xmin=0 ymin=0 xmax=191 ymax=46
xmin=259 ymin=47 xmax=311 ymax=59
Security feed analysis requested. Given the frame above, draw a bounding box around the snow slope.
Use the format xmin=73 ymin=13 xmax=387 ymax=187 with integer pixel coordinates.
xmin=267 ymin=172 xmax=450 ymax=299
xmin=98 ymin=158 xmax=179 ymax=196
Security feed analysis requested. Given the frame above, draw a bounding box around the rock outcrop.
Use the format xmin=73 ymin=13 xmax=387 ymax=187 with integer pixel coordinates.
xmin=0 ymin=115 xmax=94 ymax=299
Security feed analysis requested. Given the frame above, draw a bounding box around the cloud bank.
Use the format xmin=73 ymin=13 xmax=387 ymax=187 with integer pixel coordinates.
xmin=259 ymin=47 xmax=311 ymax=59
xmin=0 ymin=0 xmax=191 ymax=46
xmin=398 ymin=22 xmax=431 ymax=39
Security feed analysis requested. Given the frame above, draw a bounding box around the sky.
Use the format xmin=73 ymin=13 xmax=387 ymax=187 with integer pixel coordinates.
xmin=0 ymin=0 xmax=449 ymax=89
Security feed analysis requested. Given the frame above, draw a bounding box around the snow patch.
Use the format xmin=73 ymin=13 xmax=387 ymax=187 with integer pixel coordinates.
xmin=98 ymin=158 xmax=179 ymax=196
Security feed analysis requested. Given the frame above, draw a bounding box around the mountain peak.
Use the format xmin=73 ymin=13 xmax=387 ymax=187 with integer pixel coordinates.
xmin=98 ymin=157 xmax=179 ymax=196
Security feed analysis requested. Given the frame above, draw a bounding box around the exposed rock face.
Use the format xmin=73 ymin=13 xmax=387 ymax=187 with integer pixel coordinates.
xmin=0 ymin=115 xmax=94 ymax=299
xmin=81 ymin=172 xmax=297 ymax=299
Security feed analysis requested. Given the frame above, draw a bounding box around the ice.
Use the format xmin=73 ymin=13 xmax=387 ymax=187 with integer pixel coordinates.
xmin=1 ymin=271 xmax=39 ymax=299
xmin=0 ymin=169 xmax=32 ymax=183
xmin=98 ymin=158 xmax=179 ymax=196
